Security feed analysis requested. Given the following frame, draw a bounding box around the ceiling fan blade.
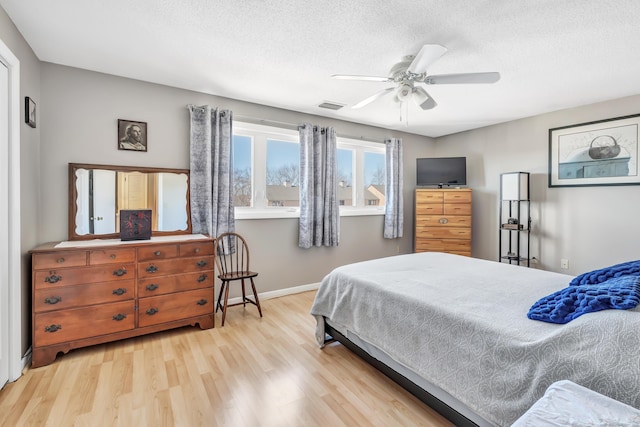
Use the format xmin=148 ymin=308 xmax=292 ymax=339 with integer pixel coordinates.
xmin=425 ymin=72 xmax=501 ymax=85
xmin=412 ymin=86 xmax=437 ymax=110
xmin=352 ymin=87 xmax=394 ymax=109
xmin=407 ymin=44 xmax=448 ymax=74
xmin=332 ymin=74 xmax=392 ymax=82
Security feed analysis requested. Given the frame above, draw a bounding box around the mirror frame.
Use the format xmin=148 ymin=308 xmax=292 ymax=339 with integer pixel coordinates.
xmin=68 ymin=163 xmax=192 ymax=240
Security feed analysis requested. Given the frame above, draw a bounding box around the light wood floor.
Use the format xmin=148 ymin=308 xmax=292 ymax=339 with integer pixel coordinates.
xmin=0 ymin=291 xmax=453 ymax=427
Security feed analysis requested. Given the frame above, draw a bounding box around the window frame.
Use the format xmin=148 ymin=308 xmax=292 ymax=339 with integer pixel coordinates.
xmin=233 ymin=122 xmax=386 ymax=220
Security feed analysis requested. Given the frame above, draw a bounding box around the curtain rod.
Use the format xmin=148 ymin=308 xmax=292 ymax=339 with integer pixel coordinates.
xmin=233 ymin=115 xmax=386 ymax=144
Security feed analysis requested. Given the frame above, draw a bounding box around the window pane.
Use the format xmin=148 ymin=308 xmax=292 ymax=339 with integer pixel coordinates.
xmin=337 ymin=148 xmax=354 ymax=207
xmin=266 ymin=139 xmax=300 ymax=207
xmin=232 ymin=135 xmax=252 ymax=207
xmin=364 ymin=151 xmax=385 ymax=207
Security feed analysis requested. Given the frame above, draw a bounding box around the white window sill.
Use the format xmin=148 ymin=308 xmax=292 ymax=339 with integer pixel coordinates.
xmin=235 ymin=207 xmax=385 ymax=220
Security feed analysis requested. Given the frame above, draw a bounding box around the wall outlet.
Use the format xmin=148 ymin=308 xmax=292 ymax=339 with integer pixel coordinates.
xmin=560 ymin=259 xmax=569 ymax=269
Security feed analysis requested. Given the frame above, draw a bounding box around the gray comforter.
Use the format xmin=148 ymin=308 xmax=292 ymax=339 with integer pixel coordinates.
xmin=310 ymin=252 xmax=640 ymax=426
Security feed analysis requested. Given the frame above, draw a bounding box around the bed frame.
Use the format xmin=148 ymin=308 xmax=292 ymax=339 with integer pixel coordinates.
xmin=323 ymin=320 xmax=478 ymax=427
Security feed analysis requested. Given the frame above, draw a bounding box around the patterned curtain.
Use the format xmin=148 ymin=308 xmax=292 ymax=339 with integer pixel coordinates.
xmin=298 ymin=123 xmax=339 ymax=248
xmin=384 ymin=138 xmax=403 ymax=238
xmin=188 ymin=105 xmax=235 ymax=238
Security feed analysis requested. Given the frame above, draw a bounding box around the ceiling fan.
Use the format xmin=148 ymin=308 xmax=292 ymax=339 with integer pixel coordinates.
xmin=333 ymin=44 xmax=500 ymax=110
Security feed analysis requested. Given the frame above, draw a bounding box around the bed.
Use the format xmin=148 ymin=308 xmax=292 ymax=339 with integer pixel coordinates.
xmin=310 ymin=252 xmax=640 ymax=427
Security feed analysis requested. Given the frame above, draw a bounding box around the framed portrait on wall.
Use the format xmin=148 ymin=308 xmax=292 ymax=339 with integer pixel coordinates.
xmin=25 ymin=96 xmax=36 ymax=128
xmin=118 ymin=119 xmax=148 ymax=152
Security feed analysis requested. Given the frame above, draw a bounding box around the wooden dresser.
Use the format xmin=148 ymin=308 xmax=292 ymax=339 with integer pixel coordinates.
xmin=414 ymin=188 xmax=472 ymax=256
xmin=30 ymin=236 xmax=215 ymax=367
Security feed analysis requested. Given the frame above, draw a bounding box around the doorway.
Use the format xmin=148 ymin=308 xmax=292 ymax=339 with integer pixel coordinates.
xmin=0 ymin=37 xmax=22 ymax=387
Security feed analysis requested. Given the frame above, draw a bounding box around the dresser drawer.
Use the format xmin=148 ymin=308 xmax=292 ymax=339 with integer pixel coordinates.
xmin=138 ymin=271 xmax=213 ymax=297
xmin=138 ymin=288 xmax=214 ymax=327
xmin=179 ymin=241 xmax=214 ymax=257
xmin=416 ymin=204 xmax=444 ymax=215
xmin=443 ymin=203 xmax=471 ymax=215
xmin=416 ymin=227 xmax=471 ymax=240
xmin=89 ymin=248 xmax=136 ymax=265
xmin=444 ymin=191 xmax=472 ymax=203
xmin=34 ymin=263 xmax=135 ymax=290
xmin=138 ymin=244 xmax=179 ymax=261
xmin=415 ymin=239 xmax=471 ymax=253
xmin=138 ymin=256 xmax=214 ymax=278
xmin=32 ymin=251 xmax=87 ymax=270
xmin=416 ymin=216 xmax=471 ymax=228
xmin=34 ymin=301 xmax=135 ymax=346
xmin=34 ymin=280 xmax=135 ymax=313
xmin=416 ymin=191 xmax=443 ymax=203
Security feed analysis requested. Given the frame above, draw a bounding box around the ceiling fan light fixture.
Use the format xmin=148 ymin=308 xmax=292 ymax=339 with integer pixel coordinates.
xmin=396 ymin=83 xmax=413 ymax=101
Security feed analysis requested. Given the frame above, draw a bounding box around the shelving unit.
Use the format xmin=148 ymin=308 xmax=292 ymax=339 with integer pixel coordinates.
xmin=498 ymin=172 xmax=531 ymax=267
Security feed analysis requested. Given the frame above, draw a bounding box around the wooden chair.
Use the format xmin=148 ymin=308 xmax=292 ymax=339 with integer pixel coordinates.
xmin=214 ymin=232 xmax=263 ymax=326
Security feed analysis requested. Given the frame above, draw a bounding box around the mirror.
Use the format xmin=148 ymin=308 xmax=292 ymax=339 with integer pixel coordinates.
xmin=69 ymin=163 xmax=192 ymax=240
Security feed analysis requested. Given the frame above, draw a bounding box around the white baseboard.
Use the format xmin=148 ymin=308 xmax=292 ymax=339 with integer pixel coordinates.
xmin=9 ymin=346 xmax=32 ymax=380
xmin=225 ymin=282 xmax=320 ymax=306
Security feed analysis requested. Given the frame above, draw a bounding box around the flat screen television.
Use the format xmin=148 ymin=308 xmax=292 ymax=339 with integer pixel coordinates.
xmin=416 ymin=157 xmax=467 ymax=187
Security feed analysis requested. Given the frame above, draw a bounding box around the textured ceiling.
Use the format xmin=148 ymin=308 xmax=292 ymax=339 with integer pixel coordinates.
xmin=3 ymin=0 xmax=640 ymax=137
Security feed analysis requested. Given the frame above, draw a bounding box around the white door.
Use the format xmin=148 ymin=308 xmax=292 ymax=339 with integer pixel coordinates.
xmin=92 ymin=169 xmax=115 ymax=234
xmin=0 ymin=59 xmax=10 ymax=388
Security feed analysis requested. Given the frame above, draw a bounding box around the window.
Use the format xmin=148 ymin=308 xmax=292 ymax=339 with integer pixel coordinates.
xmin=364 ymin=151 xmax=385 ymax=207
xmin=337 ymin=148 xmax=354 ymax=207
xmin=232 ymin=135 xmax=252 ymax=207
xmin=266 ymin=139 xmax=299 ymax=207
xmin=232 ymin=122 xmax=385 ymax=219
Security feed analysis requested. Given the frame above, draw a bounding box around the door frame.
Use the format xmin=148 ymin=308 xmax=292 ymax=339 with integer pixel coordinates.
xmin=0 ymin=37 xmax=23 ymax=383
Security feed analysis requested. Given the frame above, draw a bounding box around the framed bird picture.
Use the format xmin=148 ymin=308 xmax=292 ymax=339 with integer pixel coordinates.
xmin=119 ymin=209 xmax=152 ymax=240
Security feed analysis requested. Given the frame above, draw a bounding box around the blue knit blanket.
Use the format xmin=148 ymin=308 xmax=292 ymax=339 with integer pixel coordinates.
xmin=569 ymin=259 xmax=640 ymax=286
xmin=528 ymin=275 xmax=640 ymax=324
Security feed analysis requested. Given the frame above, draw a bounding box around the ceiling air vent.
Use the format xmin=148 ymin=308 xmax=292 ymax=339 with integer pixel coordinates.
xmin=318 ymin=101 xmax=345 ymax=110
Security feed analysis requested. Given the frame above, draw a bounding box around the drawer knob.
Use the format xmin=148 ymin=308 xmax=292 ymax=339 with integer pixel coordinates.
xmin=146 ymin=283 xmax=159 ymax=291
xmin=113 ymin=268 xmax=127 ymax=277
xmin=44 ymin=324 xmax=62 ymax=333
xmin=194 ymin=248 xmax=200 ymax=253
xmin=154 ymin=251 xmax=161 ymax=256
xmin=112 ymin=313 xmax=127 ymax=321
xmin=197 ymin=274 xmax=207 ymax=283
xmin=110 ymin=254 xmax=116 ymax=259
xmin=112 ymin=288 xmax=127 ymax=296
xmin=45 ymin=274 xmax=62 ymax=284
xmin=197 ymin=299 xmax=208 ymax=306
xmin=44 ymin=296 xmax=62 ymax=305
xmin=146 ymin=265 xmax=158 ymax=273
xmin=197 ymin=260 xmax=208 ymax=267
xmin=146 ymin=307 xmax=159 ymax=315
xmin=439 ymin=218 xmax=448 ymax=224
xmin=57 ymin=257 xmax=65 ymax=263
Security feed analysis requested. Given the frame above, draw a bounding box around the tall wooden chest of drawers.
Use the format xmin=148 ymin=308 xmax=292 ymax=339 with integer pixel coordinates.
xmin=414 ymin=188 xmax=472 ymax=256
xmin=30 ymin=236 xmax=215 ymax=367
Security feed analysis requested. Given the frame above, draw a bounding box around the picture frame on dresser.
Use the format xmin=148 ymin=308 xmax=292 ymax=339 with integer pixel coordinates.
xmin=119 ymin=209 xmax=152 ymax=240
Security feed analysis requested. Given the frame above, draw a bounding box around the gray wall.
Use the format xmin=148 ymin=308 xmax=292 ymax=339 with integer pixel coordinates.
xmin=436 ymin=95 xmax=640 ymax=275
xmin=0 ymin=6 xmax=41 ymax=357
xmin=40 ymin=63 xmax=435 ymax=296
